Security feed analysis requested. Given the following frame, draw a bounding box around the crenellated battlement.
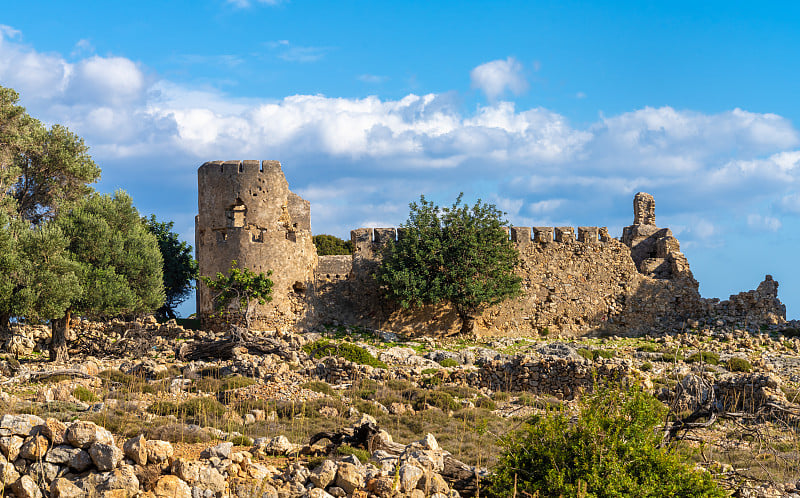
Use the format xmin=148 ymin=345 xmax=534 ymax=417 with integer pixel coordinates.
xmin=198 ymin=159 xmax=284 ymax=176
xmin=349 ymin=225 xmax=614 ymax=253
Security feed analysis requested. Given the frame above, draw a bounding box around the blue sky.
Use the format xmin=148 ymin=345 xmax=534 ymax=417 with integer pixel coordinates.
xmin=3 ymin=1 xmax=800 ymax=318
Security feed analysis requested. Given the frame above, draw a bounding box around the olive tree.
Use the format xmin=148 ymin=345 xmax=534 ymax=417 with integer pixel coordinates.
xmin=377 ymin=194 xmax=521 ymax=335
xmin=49 ymin=192 xmax=165 ymax=362
xmin=200 ymin=261 xmax=273 ymax=330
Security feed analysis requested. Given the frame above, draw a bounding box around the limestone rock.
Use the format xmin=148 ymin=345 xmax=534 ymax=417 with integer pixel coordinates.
xmin=307 ymin=488 xmax=335 ymax=498
xmin=65 ymin=421 xmax=114 ymax=449
xmin=335 ymin=461 xmax=365 ymax=494
xmin=89 ymin=442 xmax=124 ymax=471
xmin=45 ymin=445 xmax=83 ymax=466
xmin=200 ymin=441 xmax=232 ymax=460
xmin=309 ymin=458 xmax=337 ymax=489
xmin=0 ymin=434 xmax=23 ymax=460
xmin=50 ymin=477 xmax=84 ymax=498
xmin=399 ymin=463 xmax=424 ymax=492
xmin=417 ymin=471 xmax=450 ymax=494
xmin=123 ymin=435 xmax=147 ymax=466
xmin=153 ymin=474 xmax=191 ymax=498
xmin=42 ymin=418 xmax=67 ymax=445
xmin=0 ymin=414 xmax=44 ymax=437
xmin=20 ymin=433 xmax=50 ymax=460
xmin=145 ymin=439 xmax=174 ymax=464
xmin=11 ymin=474 xmax=43 ymax=498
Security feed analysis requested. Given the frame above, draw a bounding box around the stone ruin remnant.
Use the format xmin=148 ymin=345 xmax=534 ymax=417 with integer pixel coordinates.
xmin=196 ymin=163 xmax=786 ymax=335
xmin=195 ymin=160 xmax=317 ymax=331
xmin=622 ymin=192 xmax=692 ymax=281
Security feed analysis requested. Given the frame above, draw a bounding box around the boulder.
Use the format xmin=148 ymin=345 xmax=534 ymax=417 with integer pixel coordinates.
xmin=123 ymin=435 xmax=147 ymax=466
xmin=0 ymin=434 xmax=23 ymax=460
xmin=309 ymin=458 xmax=337 ymax=489
xmin=42 ymin=418 xmax=67 ymax=445
xmin=65 ymin=421 xmax=114 ymax=449
xmin=399 ymin=463 xmax=424 ymax=492
xmin=50 ymin=477 xmax=84 ymax=498
xmin=145 ymin=440 xmax=174 ymax=464
xmin=335 ymin=462 xmax=365 ymax=494
xmin=200 ymin=441 xmax=232 ymax=460
xmin=11 ymin=474 xmax=43 ymax=498
xmin=89 ymin=442 xmax=124 ymax=471
xmin=0 ymin=414 xmax=44 ymax=437
xmin=20 ymin=433 xmax=50 ymax=460
xmin=152 ymin=474 xmax=191 ymax=498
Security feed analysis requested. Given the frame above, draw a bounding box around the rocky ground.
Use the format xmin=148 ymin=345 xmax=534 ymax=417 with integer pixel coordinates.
xmin=0 ymin=317 xmax=799 ymax=497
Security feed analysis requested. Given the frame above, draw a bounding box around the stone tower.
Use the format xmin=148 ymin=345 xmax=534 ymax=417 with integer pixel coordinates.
xmin=195 ymin=160 xmax=317 ymax=330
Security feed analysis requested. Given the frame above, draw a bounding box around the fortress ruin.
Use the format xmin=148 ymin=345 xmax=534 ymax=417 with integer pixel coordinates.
xmin=196 ymin=160 xmax=786 ymax=336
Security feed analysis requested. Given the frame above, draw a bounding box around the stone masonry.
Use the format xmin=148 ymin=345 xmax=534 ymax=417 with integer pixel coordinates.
xmin=197 ymin=161 xmax=786 ymax=335
xmin=196 ymin=160 xmax=317 ymax=331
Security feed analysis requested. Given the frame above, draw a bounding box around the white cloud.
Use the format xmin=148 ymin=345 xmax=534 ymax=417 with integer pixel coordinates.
xmin=227 ymin=0 xmax=282 ymax=7
xmin=266 ymin=40 xmax=331 ymax=62
xmin=0 ymin=25 xmax=21 ymax=40
xmin=4 ymin=26 xmax=800 ymax=248
xmin=470 ymin=57 xmax=528 ymax=101
xmin=358 ymin=74 xmax=388 ymax=84
xmin=747 ymin=214 xmax=782 ymax=232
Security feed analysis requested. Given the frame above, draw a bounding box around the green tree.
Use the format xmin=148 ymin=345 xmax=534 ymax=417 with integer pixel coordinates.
xmin=49 ymin=192 xmax=165 ymax=362
xmin=144 ymin=215 xmax=198 ymax=319
xmin=200 ymin=261 xmax=273 ymax=330
xmin=0 ymin=86 xmax=100 ymax=224
xmin=377 ymin=194 xmax=521 ymax=334
xmin=313 ymin=234 xmax=354 ymax=255
xmin=486 ymin=387 xmax=726 ymax=498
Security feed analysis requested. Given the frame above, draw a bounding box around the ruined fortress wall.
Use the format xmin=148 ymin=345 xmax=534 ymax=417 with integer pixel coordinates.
xmin=196 ymin=160 xmax=317 ymax=330
xmin=195 ymin=162 xmax=786 ymax=335
xmin=312 ymin=225 xmax=708 ymax=336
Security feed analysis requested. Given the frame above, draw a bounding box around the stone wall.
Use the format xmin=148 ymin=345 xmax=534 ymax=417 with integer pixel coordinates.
xmin=195 ymin=160 xmax=786 ymax=336
xmin=310 ymin=194 xmax=785 ymax=336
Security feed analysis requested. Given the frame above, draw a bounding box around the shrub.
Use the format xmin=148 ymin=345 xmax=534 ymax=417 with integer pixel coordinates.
xmin=337 ymin=444 xmax=370 ymax=463
xmin=231 ymin=435 xmax=253 ymax=446
xmin=578 ymin=348 xmax=615 ymax=361
xmin=438 ymin=358 xmax=459 ymax=368
xmin=687 ymin=352 xmax=720 ymax=365
xmin=72 ymin=386 xmax=98 ymax=403
xmin=726 ymin=357 xmax=752 ymax=372
xmin=302 ymin=381 xmax=336 ymax=396
xmin=640 ymin=362 xmax=653 ymax=372
xmin=303 ymin=339 xmax=388 ymax=369
xmin=148 ymin=401 xmax=179 ymax=416
xmin=637 ymin=343 xmax=659 ymax=353
xmin=474 ymin=396 xmax=497 ymax=410
xmin=486 ymin=387 xmax=726 ymax=498
xmin=179 ymin=397 xmax=227 ymax=418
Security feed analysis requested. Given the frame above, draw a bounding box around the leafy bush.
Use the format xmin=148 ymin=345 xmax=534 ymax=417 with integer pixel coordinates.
xmin=486 ymin=387 xmax=726 ymax=498
xmin=640 ymin=362 xmax=653 ymax=372
xmin=726 ymin=357 xmax=752 ymax=372
xmin=231 ymin=435 xmax=253 ymax=446
xmin=179 ymin=397 xmax=227 ymax=418
xmin=337 ymin=444 xmax=370 ymax=463
xmin=578 ymin=348 xmax=615 ymax=361
xmin=438 ymin=358 xmax=459 ymax=368
xmin=72 ymin=386 xmax=98 ymax=403
xmin=687 ymin=351 xmax=720 ymax=365
xmin=302 ymin=339 xmax=388 ymax=369
xmin=474 ymin=396 xmax=497 ymax=410
xmin=313 ymin=234 xmax=354 ymax=255
xmin=302 ymin=381 xmax=336 ymax=396
xmin=148 ymin=401 xmax=179 ymax=416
